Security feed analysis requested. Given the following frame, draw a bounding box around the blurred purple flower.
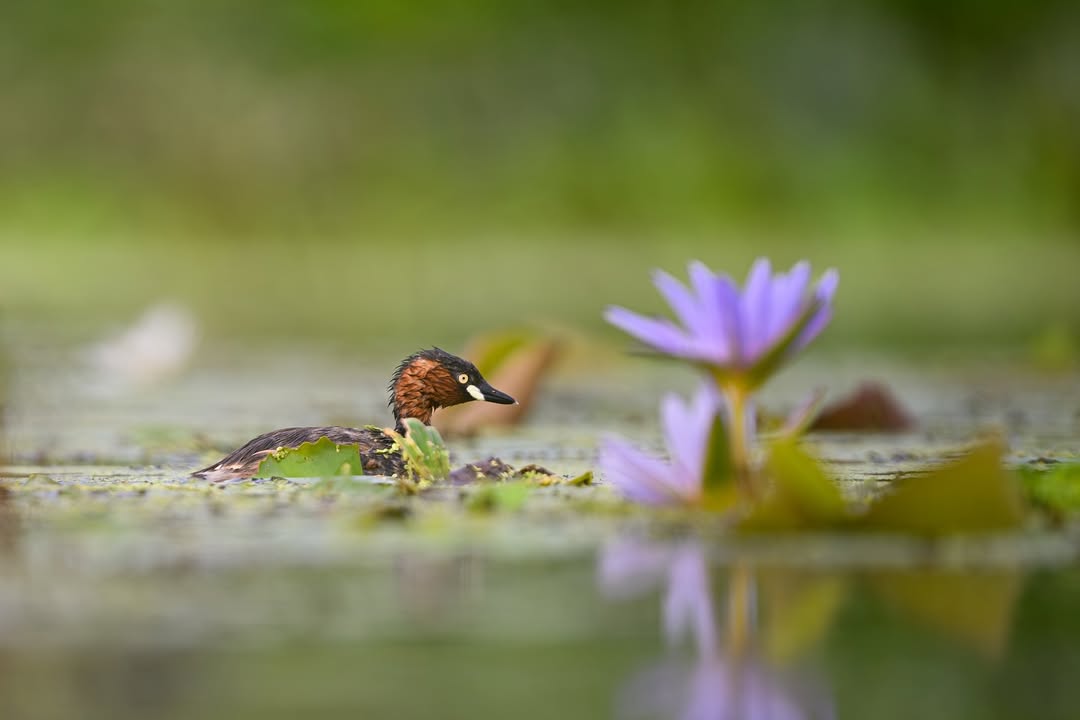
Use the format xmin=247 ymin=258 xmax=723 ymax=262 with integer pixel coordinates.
xmin=598 ymin=384 xmax=722 ymax=505
xmin=618 ymin=658 xmax=820 ymax=720
xmin=600 ymin=540 xmax=835 ymax=720
xmin=605 ymin=259 xmax=838 ymax=385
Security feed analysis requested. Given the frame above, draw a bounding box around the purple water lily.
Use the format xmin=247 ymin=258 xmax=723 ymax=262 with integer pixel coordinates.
xmin=598 ymin=383 xmax=721 ymax=505
xmin=605 ymin=259 xmax=838 ymax=500
xmin=605 ymin=259 xmax=838 ymax=387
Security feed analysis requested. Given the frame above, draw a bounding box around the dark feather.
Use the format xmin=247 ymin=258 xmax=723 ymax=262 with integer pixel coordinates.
xmin=192 ymin=426 xmax=400 ymax=483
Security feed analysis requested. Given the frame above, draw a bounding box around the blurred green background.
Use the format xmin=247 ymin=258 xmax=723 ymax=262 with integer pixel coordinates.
xmin=2 ymin=0 xmax=1078 ymax=352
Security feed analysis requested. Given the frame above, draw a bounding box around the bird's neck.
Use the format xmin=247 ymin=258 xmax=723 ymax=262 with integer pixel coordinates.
xmin=393 ymin=402 xmax=435 ymax=433
xmin=391 ymin=358 xmax=458 ymax=432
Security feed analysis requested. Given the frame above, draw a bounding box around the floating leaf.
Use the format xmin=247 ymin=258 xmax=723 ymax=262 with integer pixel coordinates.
xmin=1017 ymin=463 xmax=1080 ymax=514
xmin=859 ymin=441 xmax=1025 ymax=534
xmin=466 ymin=481 xmax=531 ymax=513
xmin=254 ymin=436 xmax=364 ymax=478
xmin=568 ymin=470 xmax=594 ymax=487
xmin=868 ymin=569 xmax=1023 ymax=658
xmin=739 ymin=439 xmax=849 ymax=531
xmin=811 ymin=382 xmax=914 ymax=432
xmin=384 ymin=418 xmax=450 ymax=484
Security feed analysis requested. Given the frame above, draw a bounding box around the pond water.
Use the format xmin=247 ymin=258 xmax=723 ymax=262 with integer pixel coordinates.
xmin=2 ymin=342 xmax=1079 ymax=719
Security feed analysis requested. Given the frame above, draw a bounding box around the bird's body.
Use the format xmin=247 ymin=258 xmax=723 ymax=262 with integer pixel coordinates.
xmin=192 ymin=348 xmax=515 ymax=483
xmin=192 ymin=425 xmax=401 ymax=483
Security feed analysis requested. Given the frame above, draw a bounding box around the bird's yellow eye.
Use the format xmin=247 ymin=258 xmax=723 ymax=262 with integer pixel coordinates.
xmin=458 ymin=373 xmax=469 ymax=384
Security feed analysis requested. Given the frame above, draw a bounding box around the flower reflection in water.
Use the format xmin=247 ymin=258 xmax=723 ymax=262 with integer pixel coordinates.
xmin=599 ymin=540 xmax=834 ymax=720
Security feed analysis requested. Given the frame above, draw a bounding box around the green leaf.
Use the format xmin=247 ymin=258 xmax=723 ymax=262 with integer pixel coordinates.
xmin=567 ymin=470 xmax=594 ymax=487
xmin=701 ymin=409 xmax=734 ymax=496
xmin=859 ymin=441 xmax=1025 ymax=534
xmin=466 ymin=481 xmax=531 ymax=513
xmin=254 ymin=436 xmax=364 ymax=478
xmin=1017 ymin=462 xmax=1080 ymax=513
xmin=739 ymin=439 xmax=848 ymax=531
xmin=383 ymin=418 xmax=450 ymax=483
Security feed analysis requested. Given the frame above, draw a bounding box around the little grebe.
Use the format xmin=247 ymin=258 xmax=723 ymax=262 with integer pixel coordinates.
xmin=192 ymin=348 xmax=515 ymax=483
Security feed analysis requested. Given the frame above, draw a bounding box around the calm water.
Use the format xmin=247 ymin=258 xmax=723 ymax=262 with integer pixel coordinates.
xmin=2 ymin=341 xmax=1079 ymax=719
xmin=1 ymin=535 xmax=1079 ymax=720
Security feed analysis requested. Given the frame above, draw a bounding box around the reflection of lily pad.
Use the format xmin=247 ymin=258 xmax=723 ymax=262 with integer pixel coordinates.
xmin=869 ymin=569 xmax=1023 ymax=658
xmin=759 ymin=570 xmax=848 ymax=664
xmin=255 ymin=437 xmax=364 ymax=478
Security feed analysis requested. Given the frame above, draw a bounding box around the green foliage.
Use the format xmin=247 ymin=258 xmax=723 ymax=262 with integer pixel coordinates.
xmin=384 ymin=418 xmax=451 ymax=486
xmin=859 ymin=441 xmax=1026 ymax=534
xmin=465 ymin=482 xmax=531 ymax=513
xmin=254 ymin=437 xmax=364 ymax=479
xmin=1017 ymin=463 xmax=1080 ymax=513
xmin=739 ymin=439 xmax=1026 ymax=535
xmin=740 ymin=439 xmax=849 ymax=531
xmin=567 ymin=471 xmax=594 ymax=487
xmin=700 ymin=411 xmax=734 ymax=497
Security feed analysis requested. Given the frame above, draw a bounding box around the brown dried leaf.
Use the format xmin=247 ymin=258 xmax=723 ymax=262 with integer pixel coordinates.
xmin=811 ymin=382 xmax=915 ymax=432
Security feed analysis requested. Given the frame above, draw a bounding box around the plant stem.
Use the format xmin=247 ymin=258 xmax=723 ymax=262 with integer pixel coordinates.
xmin=723 ymin=381 xmax=757 ymax=501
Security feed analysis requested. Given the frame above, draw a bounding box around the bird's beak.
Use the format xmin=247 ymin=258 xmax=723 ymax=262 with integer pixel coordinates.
xmin=475 ymin=381 xmax=516 ymax=405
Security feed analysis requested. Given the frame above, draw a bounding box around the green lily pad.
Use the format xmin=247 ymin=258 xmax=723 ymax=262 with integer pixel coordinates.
xmin=254 ymin=437 xmax=364 ymax=479
xmin=1017 ymin=462 xmax=1080 ymax=513
xmin=466 ymin=481 xmax=531 ymax=513
xmin=739 ymin=439 xmax=849 ymax=531
xmin=859 ymin=441 xmax=1025 ymax=534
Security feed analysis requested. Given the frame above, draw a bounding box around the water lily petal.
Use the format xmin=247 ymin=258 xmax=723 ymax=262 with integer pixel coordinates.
xmin=660 ymin=388 xmax=718 ymax=494
xmin=792 ymin=270 xmax=839 ymax=353
xmin=599 ymin=436 xmax=690 ymax=504
xmin=687 ymin=261 xmax=732 ymax=361
xmin=605 ymin=306 xmax=693 ymax=357
xmin=653 ymin=270 xmax=710 ymax=341
xmin=815 ymin=268 xmax=840 ymax=303
xmin=711 ymin=274 xmax=744 ymax=366
xmin=767 ymin=261 xmax=811 ymax=342
xmin=741 ymin=258 xmax=774 ymax=360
